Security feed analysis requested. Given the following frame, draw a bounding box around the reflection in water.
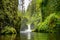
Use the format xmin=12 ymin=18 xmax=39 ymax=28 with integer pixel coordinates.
xmin=20 ymin=32 xmax=49 ymax=40
xmin=33 ymin=32 xmax=49 ymax=40
xmin=20 ymin=32 xmax=32 ymax=40
xmin=0 ymin=32 xmax=60 ymax=40
xmin=0 ymin=34 xmax=16 ymax=40
xmin=49 ymin=33 xmax=60 ymax=40
xmin=27 ymin=32 xmax=31 ymax=40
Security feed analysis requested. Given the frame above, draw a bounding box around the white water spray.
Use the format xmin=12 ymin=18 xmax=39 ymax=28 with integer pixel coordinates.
xmin=26 ymin=24 xmax=31 ymax=32
xmin=20 ymin=24 xmax=31 ymax=33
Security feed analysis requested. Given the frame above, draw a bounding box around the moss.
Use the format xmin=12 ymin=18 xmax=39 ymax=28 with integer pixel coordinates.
xmin=1 ymin=26 xmax=17 ymax=34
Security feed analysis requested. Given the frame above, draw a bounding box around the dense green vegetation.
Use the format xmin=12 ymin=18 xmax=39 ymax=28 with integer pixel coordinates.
xmin=0 ymin=0 xmax=21 ymax=34
xmin=1 ymin=26 xmax=17 ymax=34
xmin=34 ymin=0 xmax=60 ymax=32
xmin=0 ymin=0 xmax=60 ymax=34
xmin=24 ymin=0 xmax=60 ymax=33
xmin=35 ymin=13 xmax=60 ymax=32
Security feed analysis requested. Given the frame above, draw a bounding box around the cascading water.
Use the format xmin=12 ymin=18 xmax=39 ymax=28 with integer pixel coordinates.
xmin=26 ymin=24 xmax=32 ymax=32
xmin=19 ymin=0 xmax=32 ymax=33
xmin=18 ymin=0 xmax=32 ymax=11
xmin=20 ymin=24 xmax=32 ymax=33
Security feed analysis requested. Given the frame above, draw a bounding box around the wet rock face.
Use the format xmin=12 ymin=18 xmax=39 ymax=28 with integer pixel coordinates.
xmin=20 ymin=23 xmax=34 ymax=31
xmin=20 ymin=24 xmax=28 ymax=31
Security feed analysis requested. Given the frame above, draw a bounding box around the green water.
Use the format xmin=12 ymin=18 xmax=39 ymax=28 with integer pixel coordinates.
xmin=0 ymin=32 xmax=60 ymax=40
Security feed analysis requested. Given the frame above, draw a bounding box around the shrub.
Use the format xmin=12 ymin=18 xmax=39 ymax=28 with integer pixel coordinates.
xmin=1 ymin=26 xmax=17 ymax=34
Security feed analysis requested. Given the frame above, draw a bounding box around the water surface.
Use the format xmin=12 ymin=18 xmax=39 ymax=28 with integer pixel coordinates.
xmin=0 ymin=32 xmax=60 ymax=40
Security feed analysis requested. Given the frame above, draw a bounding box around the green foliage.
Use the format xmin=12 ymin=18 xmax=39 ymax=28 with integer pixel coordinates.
xmin=22 ymin=0 xmax=43 ymax=27
xmin=36 ymin=13 xmax=55 ymax=32
xmin=20 ymin=0 xmax=43 ymax=29
xmin=0 ymin=0 xmax=21 ymax=33
xmin=35 ymin=12 xmax=60 ymax=33
xmin=1 ymin=26 xmax=17 ymax=34
xmin=32 ymin=0 xmax=60 ymax=32
xmin=20 ymin=0 xmax=60 ymax=33
xmin=41 ymin=0 xmax=60 ymax=21
xmin=0 ymin=0 xmax=60 ymax=33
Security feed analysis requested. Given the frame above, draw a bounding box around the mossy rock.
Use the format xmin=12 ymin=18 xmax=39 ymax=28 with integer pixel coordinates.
xmin=1 ymin=26 xmax=17 ymax=34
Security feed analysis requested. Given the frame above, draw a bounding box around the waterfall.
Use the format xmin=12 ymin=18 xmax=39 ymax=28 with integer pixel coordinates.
xmin=27 ymin=24 xmax=31 ymax=32
xmin=18 ymin=0 xmax=32 ymax=11
xmin=20 ymin=24 xmax=31 ymax=33
xmin=28 ymin=24 xmax=30 ymax=30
